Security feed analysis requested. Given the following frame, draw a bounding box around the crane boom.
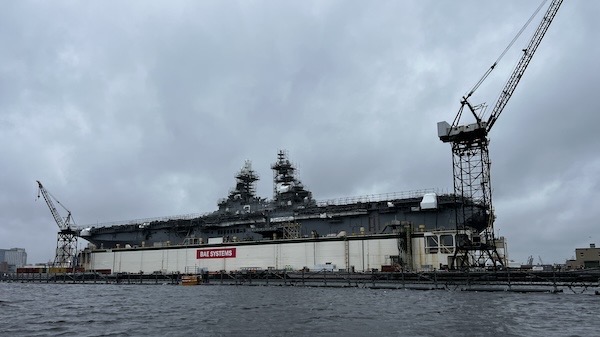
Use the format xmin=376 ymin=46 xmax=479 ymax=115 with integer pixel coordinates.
xmin=36 ymin=180 xmax=73 ymax=231
xmin=486 ymin=0 xmax=563 ymax=132
xmin=438 ymin=0 xmax=563 ymax=143
xmin=37 ymin=180 xmax=74 ymax=230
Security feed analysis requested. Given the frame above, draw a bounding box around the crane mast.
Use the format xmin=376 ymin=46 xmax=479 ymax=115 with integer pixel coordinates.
xmin=437 ymin=0 xmax=563 ymax=269
xmin=36 ymin=181 xmax=78 ymax=268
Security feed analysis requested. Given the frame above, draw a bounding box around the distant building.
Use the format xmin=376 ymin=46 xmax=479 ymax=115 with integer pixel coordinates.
xmin=566 ymin=243 xmax=600 ymax=269
xmin=0 ymin=248 xmax=27 ymax=273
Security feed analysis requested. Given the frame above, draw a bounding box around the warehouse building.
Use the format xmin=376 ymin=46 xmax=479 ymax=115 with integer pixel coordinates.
xmin=566 ymin=243 xmax=599 ymax=269
xmin=0 ymin=248 xmax=27 ymax=273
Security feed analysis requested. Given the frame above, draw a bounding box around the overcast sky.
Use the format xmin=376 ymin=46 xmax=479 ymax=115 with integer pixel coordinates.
xmin=1 ymin=1 xmax=598 ymax=265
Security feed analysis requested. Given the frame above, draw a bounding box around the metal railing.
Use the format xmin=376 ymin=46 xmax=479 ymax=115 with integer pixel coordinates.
xmin=315 ymin=188 xmax=445 ymax=207
xmin=81 ymin=188 xmax=449 ymax=228
xmin=80 ymin=211 xmax=213 ymax=229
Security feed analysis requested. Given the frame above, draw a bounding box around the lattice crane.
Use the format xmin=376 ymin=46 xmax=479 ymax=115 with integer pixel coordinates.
xmin=437 ymin=0 xmax=562 ymax=269
xmin=36 ymin=180 xmax=78 ymax=268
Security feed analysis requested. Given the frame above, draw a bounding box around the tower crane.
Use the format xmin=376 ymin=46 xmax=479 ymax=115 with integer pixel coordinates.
xmin=36 ymin=180 xmax=79 ymax=268
xmin=437 ymin=0 xmax=562 ymax=269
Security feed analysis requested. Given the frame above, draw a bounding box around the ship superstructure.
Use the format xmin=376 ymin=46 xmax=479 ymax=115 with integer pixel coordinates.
xmin=272 ymin=150 xmax=313 ymax=209
xmin=217 ymin=160 xmax=268 ymax=214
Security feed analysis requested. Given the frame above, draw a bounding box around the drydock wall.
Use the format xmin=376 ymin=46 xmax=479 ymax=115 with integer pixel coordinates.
xmin=86 ymin=236 xmax=401 ymax=274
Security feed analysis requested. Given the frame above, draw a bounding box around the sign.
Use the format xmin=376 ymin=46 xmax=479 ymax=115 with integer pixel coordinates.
xmin=196 ymin=248 xmax=236 ymax=259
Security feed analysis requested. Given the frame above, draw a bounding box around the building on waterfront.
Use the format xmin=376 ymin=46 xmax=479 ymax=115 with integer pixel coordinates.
xmin=0 ymin=248 xmax=27 ymax=273
xmin=565 ymin=243 xmax=600 ymax=269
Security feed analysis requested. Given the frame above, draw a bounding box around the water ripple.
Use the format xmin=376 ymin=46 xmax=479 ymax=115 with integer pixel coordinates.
xmin=0 ymin=283 xmax=599 ymax=336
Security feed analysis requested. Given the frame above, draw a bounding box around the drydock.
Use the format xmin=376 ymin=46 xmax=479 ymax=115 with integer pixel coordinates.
xmin=72 ymin=151 xmax=508 ymax=275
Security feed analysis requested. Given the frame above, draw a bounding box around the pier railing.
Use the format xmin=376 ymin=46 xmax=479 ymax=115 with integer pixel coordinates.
xmin=3 ymin=269 xmax=599 ymax=294
xmin=205 ymin=269 xmax=600 ymax=294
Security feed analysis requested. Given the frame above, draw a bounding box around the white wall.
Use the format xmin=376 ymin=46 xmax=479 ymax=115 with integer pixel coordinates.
xmin=87 ymin=237 xmax=401 ymax=274
xmin=411 ymin=233 xmax=456 ymax=271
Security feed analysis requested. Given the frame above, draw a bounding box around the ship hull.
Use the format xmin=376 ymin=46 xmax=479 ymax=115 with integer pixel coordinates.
xmin=81 ymin=194 xmax=458 ymax=250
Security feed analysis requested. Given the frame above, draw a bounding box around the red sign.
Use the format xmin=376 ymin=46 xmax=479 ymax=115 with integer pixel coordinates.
xmin=197 ymin=248 xmax=237 ymax=259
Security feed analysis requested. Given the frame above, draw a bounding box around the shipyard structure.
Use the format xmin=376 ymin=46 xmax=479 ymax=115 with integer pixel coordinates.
xmin=79 ymin=151 xmax=507 ymax=274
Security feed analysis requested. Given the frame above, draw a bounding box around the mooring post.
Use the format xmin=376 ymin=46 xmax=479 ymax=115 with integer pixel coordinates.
xmin=466 ymin=270 xmax=470 ymax=291
xmin=348 ymin=269 xmax=351 ymax=287
xmin=371 ymin=269 xmax=375 ymax=288
xmin=402 ymin=269 xmax=405 ymax=290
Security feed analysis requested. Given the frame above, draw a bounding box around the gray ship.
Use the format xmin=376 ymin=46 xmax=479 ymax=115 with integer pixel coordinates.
xmin=80 ymin=151 xmax=459 ymax=249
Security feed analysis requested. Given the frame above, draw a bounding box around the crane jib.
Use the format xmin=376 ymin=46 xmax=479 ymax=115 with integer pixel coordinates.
xmin=36 ymin=180 xmax=75 ymax=231
xmin=486 ymin=0 xmax=563 ymax=132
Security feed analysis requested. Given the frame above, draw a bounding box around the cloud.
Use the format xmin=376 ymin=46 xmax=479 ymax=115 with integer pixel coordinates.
xmin=1 ymin=1 xmax=598 ymax=265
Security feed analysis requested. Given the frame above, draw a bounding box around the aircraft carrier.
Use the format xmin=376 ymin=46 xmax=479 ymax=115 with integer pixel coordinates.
xmin=80 ymin=150 xmax=460 ymax=251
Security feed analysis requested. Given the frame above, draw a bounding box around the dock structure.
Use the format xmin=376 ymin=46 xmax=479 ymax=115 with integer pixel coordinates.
xmin=1 ymin=271 xmax=180 ymax=285
xmin=3 ymin=269 xmax=599 ymax=294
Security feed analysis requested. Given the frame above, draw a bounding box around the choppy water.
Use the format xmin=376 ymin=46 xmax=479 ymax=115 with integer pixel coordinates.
xmin=0 ymin=282 xmax=598 ymax=337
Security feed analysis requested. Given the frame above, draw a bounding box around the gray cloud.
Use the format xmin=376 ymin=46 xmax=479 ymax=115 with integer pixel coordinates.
xmin=1 ymin=1 xmax=598 ymax=264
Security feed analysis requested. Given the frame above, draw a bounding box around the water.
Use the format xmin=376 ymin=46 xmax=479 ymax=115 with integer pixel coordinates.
xmin=0 ymin=283 xmax=598 ymax=337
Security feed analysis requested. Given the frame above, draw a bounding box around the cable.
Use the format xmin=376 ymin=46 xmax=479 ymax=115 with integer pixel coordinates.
xmin=464 ymin=0 xmax=548 ymax=99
